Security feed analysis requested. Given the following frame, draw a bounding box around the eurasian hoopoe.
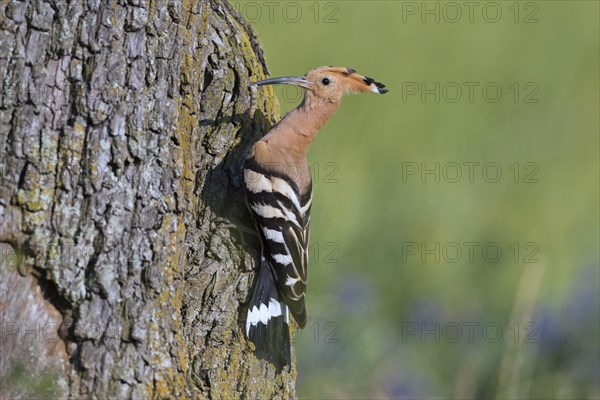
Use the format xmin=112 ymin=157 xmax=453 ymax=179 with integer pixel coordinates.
xmin=244 ymin=66 xmax=387 ymax=369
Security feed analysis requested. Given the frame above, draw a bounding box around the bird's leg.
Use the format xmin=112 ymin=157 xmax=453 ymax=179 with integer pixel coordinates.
xmin=213 ymin=217 xmax=259 ymax=248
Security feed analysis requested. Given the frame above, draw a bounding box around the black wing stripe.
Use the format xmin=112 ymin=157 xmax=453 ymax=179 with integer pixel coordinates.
xmin=300 ymin=181 xmax=312 ymax=205
xmin=249 ymin=191 xmax=302 ymax=224
xmin=248 ymin=214 xmax=286 ymax=231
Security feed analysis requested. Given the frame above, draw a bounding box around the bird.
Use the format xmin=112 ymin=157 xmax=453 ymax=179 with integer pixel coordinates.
xmin=243 ymin=66 xmax=388 ymax=369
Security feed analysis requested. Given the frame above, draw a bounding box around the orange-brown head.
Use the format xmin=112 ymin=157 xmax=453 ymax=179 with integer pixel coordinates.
xmin=250 ymin=66 xmax=388 ymax=104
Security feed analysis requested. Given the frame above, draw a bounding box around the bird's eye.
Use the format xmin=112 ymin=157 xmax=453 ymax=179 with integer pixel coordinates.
xmin=321 ymin=78 xmax=330 ymax=86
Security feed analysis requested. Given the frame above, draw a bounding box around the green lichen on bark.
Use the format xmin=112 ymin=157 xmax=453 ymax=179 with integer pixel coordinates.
xmin=0 ymin=0 xmax=295 ymax=398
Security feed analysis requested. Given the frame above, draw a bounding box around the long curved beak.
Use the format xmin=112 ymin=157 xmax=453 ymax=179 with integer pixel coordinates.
xmin=249 ymin=76 xmax=314 ymax=89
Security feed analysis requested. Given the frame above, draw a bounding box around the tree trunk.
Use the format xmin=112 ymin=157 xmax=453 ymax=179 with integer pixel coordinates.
xmin=0 ymin=0 xmax=295 ymax=398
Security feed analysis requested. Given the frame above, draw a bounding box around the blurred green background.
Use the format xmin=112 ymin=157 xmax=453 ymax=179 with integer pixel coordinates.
xmin=244 ymin=1 xmax=599 ymax=398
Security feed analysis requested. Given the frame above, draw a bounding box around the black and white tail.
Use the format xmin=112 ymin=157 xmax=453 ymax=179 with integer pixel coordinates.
xmin=246 ymin=255 xmax=291 ymax=370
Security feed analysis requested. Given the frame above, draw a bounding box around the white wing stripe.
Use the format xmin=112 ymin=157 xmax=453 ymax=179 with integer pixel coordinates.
xmin=285 ymin=275 xmax=300 ymax=287
xmin=245 ymin=298 xmax=289 ymax=335
xmin=263 ymin=228 xmax=284 ymax=243
xmin=273 ymin=253 xmax=293 ymax=266
xmin=245 ymin=170 xmax=272 ymax=193
xmin=251 ymin=203 xmax=287 ymax=220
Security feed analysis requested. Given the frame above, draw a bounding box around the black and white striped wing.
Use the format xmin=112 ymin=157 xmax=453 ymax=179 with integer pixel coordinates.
xmin=244 ymin=157 xmax=312 ymax=328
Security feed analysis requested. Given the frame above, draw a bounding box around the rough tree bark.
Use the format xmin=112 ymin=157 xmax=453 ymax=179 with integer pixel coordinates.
xmin=0 ymin=0 xmax=295 ymax=398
